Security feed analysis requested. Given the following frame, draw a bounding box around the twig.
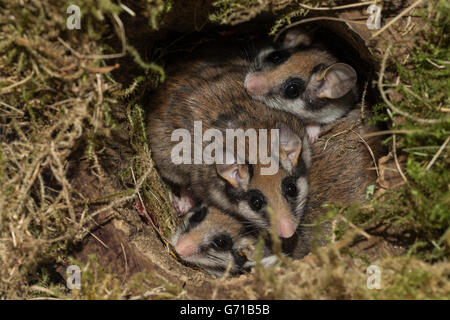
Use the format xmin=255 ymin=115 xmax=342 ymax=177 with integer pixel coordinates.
xmin=119 ymin=3 xmax=135 ymax=16
xmin=426 ymin=58 xmax=445 ymax=69
xmin=387 ymin=109 xmax=408 ymax=183
xmin=0 ymin=100 xmax=24 ymax=115
xmin=338 ymin=214 xmax=372 ymax=240
xmin=0 ymin=71 xmax=34 ymax=95
xmin=66 ymin=217 xmax=110 ymax=249
xmin=57 ymin=13 xmax=126 ymax=60
xmin=362 ymin=129 xmax=430 ymax=138
xmin=392 ymin=134 xmax=408 ymax=183
xmin=402 ymin=86 xmax=433 ymax=110
xmin=275 ymin=17 xmax=366 ymax=41
xmin=425 ymin=136 xmax=450 ymax=171
xmin=95 ymin=73 xmax=103 ymax=116
xmin=120 ymin=242 xmax=128 ymax=284
xmin=322 ymin=121 xmax=359 ymax=151
xmin=370 ymin=0 xmax=424 ymax=39
xmin=88 ymin=168 xmax=152 ymax=219
xmin=302 ymin=1 xmax=379 ymax=11
xmin=323 ymin=129 xmax=350 ymax=151
xmin=30 ymin=285 xmax=57 ymax=297
xmin=351 ymin=130 xmax=379 ymax=178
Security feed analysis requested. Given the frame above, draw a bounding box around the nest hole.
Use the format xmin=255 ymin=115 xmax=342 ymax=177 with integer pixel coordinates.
xmin=73 ymin=8 xmax=389 ymax=292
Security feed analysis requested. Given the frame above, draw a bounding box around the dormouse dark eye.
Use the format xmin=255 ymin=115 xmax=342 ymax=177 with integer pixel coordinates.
xmin=265 ymin=50 xmax=290 ymax=65
xmin=285 ymin=183 xmax=297 ymax=197
xmin=250 ymin=196 xmax=263 ymax=210
xmin=212 ymin=234 xmax=233 ymax=251
xmin=247 ymin=190 xmax=266 ymax=211
xmin=190 ymin=207 xmax=207 ymax=225
xmin=284 ymin=79 xmax=305 ymax=99
xmin=283 ymin=177 xmax=298 ymax=198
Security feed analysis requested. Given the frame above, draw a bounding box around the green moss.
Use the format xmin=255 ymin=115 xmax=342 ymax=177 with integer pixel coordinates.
xmin=325 ymin=1 xmax=450 ymax=264
xmin=146 ymin=0 xmax=173 ymax=30
xmin=67 ymin=255 xmax=126 ymax=299
xmin=370 ymin=259 xmax=450 ymax=299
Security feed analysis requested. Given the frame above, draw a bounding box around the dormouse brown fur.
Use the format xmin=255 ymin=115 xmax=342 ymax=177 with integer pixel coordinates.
xmin=146 ymin=54 xmax=311 ymax=239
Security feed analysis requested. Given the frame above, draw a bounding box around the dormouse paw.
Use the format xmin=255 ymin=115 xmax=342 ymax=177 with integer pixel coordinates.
xmin=306 ymin=123 xmax=321 ymax=143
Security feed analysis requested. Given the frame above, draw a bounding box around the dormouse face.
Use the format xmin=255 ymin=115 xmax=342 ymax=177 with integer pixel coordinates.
xmin=244 ymin=161 xmax=309 ymax=238
xmin=244 ymin=47 xmax=357 ymax=123
xmin=216 ymin=123 xmax=311 ymax=238
xmin=244 ymin=27 xmax=357 ymax=124
xmin=171 ymin=206 xmax=256 ymax=276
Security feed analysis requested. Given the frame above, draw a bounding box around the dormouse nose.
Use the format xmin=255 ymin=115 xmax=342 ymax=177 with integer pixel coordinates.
xmin=276 ymin=216 xmax=296 ymax=238
xmin=244 ymin=74 xmax=269 ymax=96
xmin=175 ymin=236 xmax=198 ymax=257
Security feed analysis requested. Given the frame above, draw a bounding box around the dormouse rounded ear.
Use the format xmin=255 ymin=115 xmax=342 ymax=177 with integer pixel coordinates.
xmin=281 ymin=28 xmax=313 ymax=49
xmin=216 ymin=163 xmax=249 ymax=189
xmin=277 ymin=122 xmax=302 ymax=168
xmin=315 ymin=63 xmax=357 ymax=99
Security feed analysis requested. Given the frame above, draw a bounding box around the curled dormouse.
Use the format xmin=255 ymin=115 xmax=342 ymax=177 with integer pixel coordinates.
xmin=171 ymin=205 xmax=277 ymax=276
xmin=282 ymin=109 xmax=385 ymax=258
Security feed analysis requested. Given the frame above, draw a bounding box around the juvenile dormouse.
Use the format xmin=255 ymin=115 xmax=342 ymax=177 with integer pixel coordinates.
xmin=171 ymin=205 xmax=278 ymax=276
xmin=244 ymin=28 xmax=359 ymax=143
xmin=147 ymin=56 xmax=311 ymax=239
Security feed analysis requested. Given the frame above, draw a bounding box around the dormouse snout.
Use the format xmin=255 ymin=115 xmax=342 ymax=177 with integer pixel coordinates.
xmin=276 ymin=215 xmax=296 ymax=238
xmin=268 ymin=205 xmax=297 ymax=238
xmin=175 ymin=235 xmax=198 ymax=258
xmin=244 ymin=73 xmax=269 ymax=96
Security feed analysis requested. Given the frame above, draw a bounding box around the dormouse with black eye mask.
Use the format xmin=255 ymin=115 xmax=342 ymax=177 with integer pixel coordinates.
xmin=244 ymin=28 xmax=359 ymax=143
xmin=171 ymin=205 xmax=278 ymax=276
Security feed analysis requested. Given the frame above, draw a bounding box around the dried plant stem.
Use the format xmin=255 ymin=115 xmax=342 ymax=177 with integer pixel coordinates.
xmin=88 ymin=168 xmax=152 ymax=220
xmin=0 ymin=100 xmax=24 ymax=115
xmin=120 ymin=242 xmax=129 ymax=285
xmin=393 ymin=134 xmax=408 ymax=183
xmin=386 ymin=109 xmax=409 ymax=183
xmin=351 ymin=130 xmax=380 ymax=178
xmin=275 ymin=17 xmax=366 ymax=41
xmin=370 ymin=0 xmax=424 ymax=39
xmin=57 ymin=13 xmax=126 ymax=60
xmin=426 ymin=136 xmax=450 ymax=171
xmin=337 ymin=214 xmax=372 ymax=240
xmin=323 ymin=129 xmax=351 ymax=151
xmin=362 ymin=129 xmax=429 ymax=138
xmin=299 ymin=1 xmax=378 ymax=11
xmin=0 ymin=71 xmax=34 ymax=94
xmin=66 ymin=217 xmax=110 ymax=249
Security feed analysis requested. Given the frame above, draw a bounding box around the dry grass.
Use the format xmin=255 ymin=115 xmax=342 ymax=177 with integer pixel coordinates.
xmin=0 ymin=0 xmax=171 ymax=298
